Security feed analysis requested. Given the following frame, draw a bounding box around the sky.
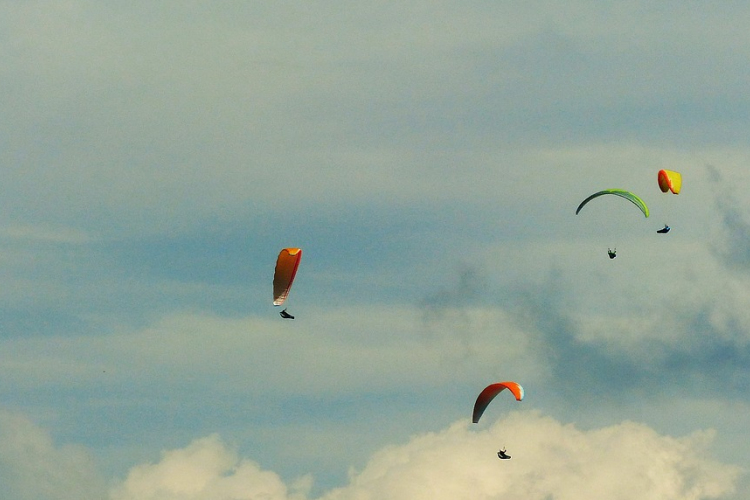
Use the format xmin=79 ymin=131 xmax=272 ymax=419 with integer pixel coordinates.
xmin=2 ymin=1 xmax=750 ymax=499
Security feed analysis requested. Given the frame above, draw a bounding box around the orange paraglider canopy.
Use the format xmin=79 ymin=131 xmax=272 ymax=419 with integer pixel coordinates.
xmin=472 ymin=381 xmax=524 ymax=423
xmin=273 ymin=248 xmax=302 ymax=306
xmin=658 ymin=170 xmax=682 ymax=194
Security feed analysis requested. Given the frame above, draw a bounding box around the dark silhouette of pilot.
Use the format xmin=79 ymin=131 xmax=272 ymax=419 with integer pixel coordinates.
xmin=279 ymin=308 xmax=294 ymax=319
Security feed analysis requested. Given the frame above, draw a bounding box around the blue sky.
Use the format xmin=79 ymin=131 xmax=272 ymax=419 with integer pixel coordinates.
xmin=2 ymin=2 xmax=750 ymax=499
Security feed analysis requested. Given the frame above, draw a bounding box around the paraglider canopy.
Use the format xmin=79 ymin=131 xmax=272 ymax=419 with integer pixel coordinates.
xmin=472 ymin=381 xmax=524 ymax=424
xmin=657 ymin=170 xmax=682 ymax=194
xmin=273 ymin=248 xmax=302 ymax=306
xmin=576 ymin=189 xmax=649 ymax=218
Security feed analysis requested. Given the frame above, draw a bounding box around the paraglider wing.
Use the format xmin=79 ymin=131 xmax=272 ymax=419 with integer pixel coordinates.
xmin=273 ymin=248 xmax=302 ymax=306
xmin=575 ymin=189 xmax=649 ymax=218
xmin=472 ymin=381 xmax=524 ymax=424
xmin=657 ymin=170 xmax=682 ymax=194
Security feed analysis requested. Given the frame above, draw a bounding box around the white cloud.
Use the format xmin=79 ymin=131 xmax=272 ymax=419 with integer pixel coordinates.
xmin=103 ymin=412 xmax=741 ymax=500
xmin=109 ymin=434 xmax=311 ymax=500
xmin=0 ymin=306 xmax=509 ymax=395
xmin=0 ymin=403 xmax=740 ymax=500
xmin=0 ymin=411 xmax=106 ymax=500
xmin=320 ymin=412 xmax=740 ymax=500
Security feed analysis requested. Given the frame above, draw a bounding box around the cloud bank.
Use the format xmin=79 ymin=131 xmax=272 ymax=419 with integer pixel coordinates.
xmin=320 ymin=412 xmax=740 ymax=500
xmin=110 ymin=434 xmax=311 ymax=500
xmin=0 ymin=411 xmax=106 ymax=500
xmin=100 ymin=411 xmax=740 ymax=500
xmin=5 ymin=409 xmax=735 ymax=500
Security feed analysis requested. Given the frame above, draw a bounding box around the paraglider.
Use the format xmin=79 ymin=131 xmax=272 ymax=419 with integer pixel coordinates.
xmin=273 ymin=248 xmax=302 ymax=318
xmin=577 ymin=190 xmax=649 ymax=257
xmin=576 ymin=189 xmax=649 ymax=218
xmin=472 ymin=381 xmax=524 ymax=424
xmin=473 ymin=382 xmax=523 ymax=460
xmin=657 ymin=170 xmax=681 ymax=232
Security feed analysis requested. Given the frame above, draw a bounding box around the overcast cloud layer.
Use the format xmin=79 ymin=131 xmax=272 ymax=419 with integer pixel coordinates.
xmin=2 ymin=1 xmax=750 ymax=499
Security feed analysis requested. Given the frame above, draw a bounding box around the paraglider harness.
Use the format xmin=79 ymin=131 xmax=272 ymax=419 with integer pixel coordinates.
xmin=497 ymin=448 xmax=511 ymax=460
xmin=607 ymin=248 xmax=617 ymax=259
xmin=657 ymin=224 xmax=671 ymax=234
xmin=279 ymin=308 xmax=295 ymax=319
